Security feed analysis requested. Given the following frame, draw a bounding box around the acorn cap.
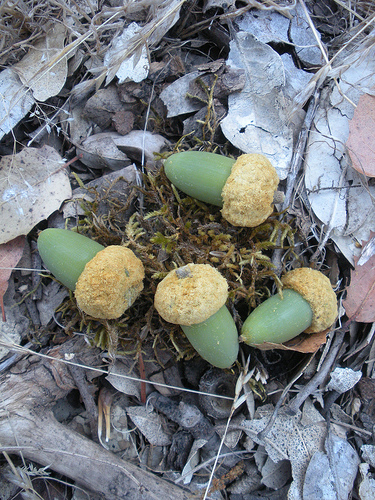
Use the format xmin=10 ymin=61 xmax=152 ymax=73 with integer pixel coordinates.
xmin=221 ymin=154 xmax=279 ymax=227
xmin=154 ymin=263 xmax=228 ymax=326
xmin=281 ymin=268 xmax=338 ymax=333
xmin=75 ymin=246 xmax=144 ymax=319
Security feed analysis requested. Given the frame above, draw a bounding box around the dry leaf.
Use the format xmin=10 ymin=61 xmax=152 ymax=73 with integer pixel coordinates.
xmin=126 ymin=406 xmax=172 ymax=446
xmin=220 ymin=33 xmax=293 ymax=179
xmin=250 ymin=330 xmax=329 ymax=353
xmin=289 ymin=3 xmax=323 ymax=67
xmin=237 ymin=4 xmax=322 ymax=67
xmin=77 ymin=132 xmax=132 ymax=170
xmin=358 ymin=463 xmax=375 ymax=500
xmin=241 ymin=400 xmax=328 ymax=500
xmin=304 ymin=48 xmax=375 ymax=264
xmin=0 ymin=301 xmax=29 ymax=361
xmin=160 ymin=71 xmax=202 ymax=118
xmin=13 ymin=24 xmax=67 ymax=102
xmin=104 ymin=1 xmax=183 ymax=85
xmin=343 ymin=244 xmax=375 ymax=322
xmin=303 ymin=436 xmax=359 ymax=500
xmin=106 ymin=359 xmax=142 ymax=400
xmin=0 ymin=68 xmax=35 ymax=141
xmin=326 ymin=367 xmax=362 ymax=394
xmin=0 ymin=146 xmax=72 ymax=245
xmin=203 ymin=0 xmax=236 ymax=12
xmin=103 ymin=23 xmax=149 ymax=85
xmin=346 ymin=92 xmax=375 ymax=177
xmin=0 ymin=236 xmax=25 ymax=321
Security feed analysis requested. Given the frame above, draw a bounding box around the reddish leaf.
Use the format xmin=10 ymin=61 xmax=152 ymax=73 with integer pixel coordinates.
xmin=346 ymin=92 xmax=375 ymax=177
xmin=250 ymin=330 xmax=329 ymax=353
xmin=343 ymin=242 xmax=375 ymax=322
xmin=0 ymin=235 xmax=25 ymax=321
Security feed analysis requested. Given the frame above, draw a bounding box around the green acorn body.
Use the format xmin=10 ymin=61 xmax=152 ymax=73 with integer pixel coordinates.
xmin=241 ymin=289 xmax=313 ymax=345
xmin=241 ymin=268 xmax=338 ymax=347
xmin=182 ymin=304 xmax=239 ymax=369
xmin=164 ymin=151 xmax=235 ymax=206
xmin=38 ymin=228 xmax=104 ymax=291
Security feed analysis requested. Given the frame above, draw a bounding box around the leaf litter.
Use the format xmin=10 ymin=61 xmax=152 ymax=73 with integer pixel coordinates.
xmin=1 ymin=1 xmax=375 ymax=499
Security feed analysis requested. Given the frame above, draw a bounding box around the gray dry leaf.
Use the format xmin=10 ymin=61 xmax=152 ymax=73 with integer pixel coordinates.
xmin=77 ymin=130 xmax=169 ymax=170
xmin=0 ymin=146 xmax=72 ymax=245
xmin=63 ymin=165 xmax=137 ymax=219
xmin=0 ymin=305 xmax=29 ymax=361
xmin=325 ymin=433 xmax=360 ymax=499
xmin=289 ymin=3 xmax=323 ymax=67
xmin=361 ymin=444 xmax=375 ymax=468
xmin=303 ymin=451 xmax=337 ymax=500
xmin=304 ymin=44 xmax=375 ymax=264
xmin=160 ymin=71 xmax=202 ymax=118
xmin=104 ymin=0 xmax=183 ymax=85
xmin=326 ymin=367 xmax=362 ymax=394
xmin=104 ymin=23 xmax=149 ymax=85
xmin=77 ymin=132 xmax=132 ymax=170
xmin=237 ymin=4 xmax=322 ymax=67
xmin=106 ymin=359 xmax=142 ymax=400
xmin=36 ymin=281 xmax=69 ymax=326
xmin=126 ymin=406 xmax=172 ymax=446
xmin=236 ymin=8 xmax=290 ymax=45
xmin=304 ymin=433 xmax=359 ymax=499
xmin=358 ymin=463 xmax=375 ymax=500
xmin=114 ymin=130 xmax=170 ymax=165
xmin=0 ymin=69 xmax=35 ymax=141
xmin=13 ymin=24 xmax=67 ymax=102
xmin=181 ymin=438 xmax=207 ymax=485
xmin=261 ymin=457 xmax=291 ymax=490
xmin=240 ymin=400 xmax=328 ymax=500
xmin=203 ymin=0 xmax=236 ymax=11
xmin=220 ymin=33 xmax=293 ymax=179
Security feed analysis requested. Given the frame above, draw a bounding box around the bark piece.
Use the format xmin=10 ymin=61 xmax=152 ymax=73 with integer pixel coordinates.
xmin=0 ymin=338 xmax=190 ymax=500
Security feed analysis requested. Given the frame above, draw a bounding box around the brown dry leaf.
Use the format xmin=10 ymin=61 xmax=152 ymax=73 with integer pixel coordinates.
xmin=250 ymin=330 xmax=328 ymax=353
xmin=13 ymin=24 xmax=67 ymax=102
xmin=0 ymin=146 xmax=72 ymax=245
xmin=346 ymin=92 xmax=375 ymax=177
xmin=343 ymin=246 xmax=375 ymax=322
xmin=0 ymin=236 xmax=25 ymax=321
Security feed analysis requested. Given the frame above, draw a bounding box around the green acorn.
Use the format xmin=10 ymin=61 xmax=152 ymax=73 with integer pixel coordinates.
xmin=154 ymin=263 xmax=239 ymax=368
xmin=164 ymin=151 xmax=280 ymax=227
xmin=37 ymin=229 xmax=144 ymax=319
xmin=241 ymin=268 xmax=338 ymax=346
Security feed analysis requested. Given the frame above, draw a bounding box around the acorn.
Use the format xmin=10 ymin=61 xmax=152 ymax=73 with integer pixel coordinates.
xmin=164 ymin=151 xmax=280 ymax=227
xmin=241 ymin=268 xmax=338 ymax=346
xmin=37 ymin=228 xmax=144 ymax=319
xmin=154 ymin=263 xmax=239 ymax=368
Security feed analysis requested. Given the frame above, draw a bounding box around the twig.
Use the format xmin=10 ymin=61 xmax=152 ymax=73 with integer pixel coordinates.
xmin=282 ymin=89 xmax=321 ymax=211
xmin=271 ymin=89 xmax=320 ymax=272
xmin=287 ymin=330 xmax=345 ymax=415
xmin=257 ymin=353 xmax=315 ymax=440
xmin=68 ymin=360 xmax=98 ymax=439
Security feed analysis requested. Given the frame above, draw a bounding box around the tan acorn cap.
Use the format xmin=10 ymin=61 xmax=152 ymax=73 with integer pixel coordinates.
xmin=154 ymin=263 xmax=228 ymax=326
xmin=221 ymin=154 xmax=279 ymax=227
xmin=281 ymin=268 xmax=338 ymax=333
xmin=75 ymin=246 xmax=144 ymax=319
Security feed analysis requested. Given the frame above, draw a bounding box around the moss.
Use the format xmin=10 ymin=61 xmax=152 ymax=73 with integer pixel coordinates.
xmin=57 ymin=162 xmax=296 ymax=360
